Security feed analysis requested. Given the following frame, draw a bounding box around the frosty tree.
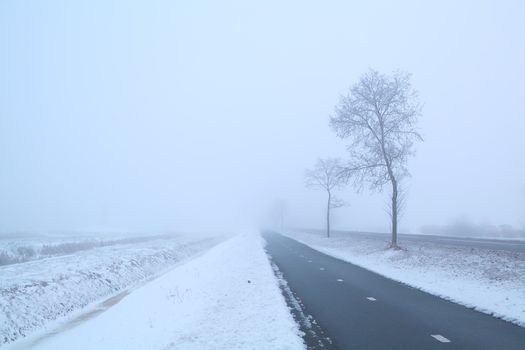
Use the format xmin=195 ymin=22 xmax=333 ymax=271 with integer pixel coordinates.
xmin=305 ymin=158 xmax=345 ymax=238
xmin=330 ymin=70 xmax=422 ymax=248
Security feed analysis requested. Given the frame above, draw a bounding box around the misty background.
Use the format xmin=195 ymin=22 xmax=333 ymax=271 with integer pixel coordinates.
xmin=1 ymin=0 xmax=524 ymax=235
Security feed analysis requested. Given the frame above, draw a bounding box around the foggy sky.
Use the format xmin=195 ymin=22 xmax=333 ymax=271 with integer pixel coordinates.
xmin=1 ymin=0 xmax=524 ymax=233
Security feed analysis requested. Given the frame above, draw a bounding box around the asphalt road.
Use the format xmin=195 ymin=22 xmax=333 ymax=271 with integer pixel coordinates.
xmin=294 ymin=229 xmax=525 ymax=253
xmin=264 ymin=232 xmax=525 ymax=350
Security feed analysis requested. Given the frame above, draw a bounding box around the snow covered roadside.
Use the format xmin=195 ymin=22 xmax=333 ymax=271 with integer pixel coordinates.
xmin=12 ymin=233 xmax=305 ymax=350
xmin=0 ymin=235 xmax=224 ymax=346
xmin=283 ymin=230 xmax=525 ymax=327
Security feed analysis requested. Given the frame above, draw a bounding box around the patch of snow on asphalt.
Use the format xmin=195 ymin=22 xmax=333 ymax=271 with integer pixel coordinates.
xmin=283 ymin=230 xmax=525 ymax=327
xmin=19 ymin=233 xmax=305 ymax=350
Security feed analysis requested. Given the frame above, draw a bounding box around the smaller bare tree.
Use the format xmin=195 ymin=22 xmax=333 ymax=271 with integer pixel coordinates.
xmin=269 ymin=199 xmax=288 ymax=232
xmin=305 ymin=158 xmax=346 ymax=238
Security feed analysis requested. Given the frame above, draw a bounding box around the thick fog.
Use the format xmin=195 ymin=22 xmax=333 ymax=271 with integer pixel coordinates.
xmin=1 ymin=0 xmax=524 ymax=234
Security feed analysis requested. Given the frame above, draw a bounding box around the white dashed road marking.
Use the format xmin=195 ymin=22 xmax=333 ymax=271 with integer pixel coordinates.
xmin=366 ymin=297 xmax=376 ymax=301
xmin=337 ymin=279 xmax=343 ymax=282
xmin=308 ymin=260 xmax=312 ymax=263
xmin=320 ymin=267 xmax=325 ymax=271
xmin=431 ymin=334 xmax=451 ymax=343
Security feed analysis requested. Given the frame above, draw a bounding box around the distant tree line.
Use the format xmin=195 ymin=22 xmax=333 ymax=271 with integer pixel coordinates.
xmin=421 ymin=220 xmax=525 ymax=239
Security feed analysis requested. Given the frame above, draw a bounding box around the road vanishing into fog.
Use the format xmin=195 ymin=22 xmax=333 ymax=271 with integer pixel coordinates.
xmin=392 ymin=233 xmax=525 ymax=253
xmin=264 ymin=232 xmax=525 ymax=350
xmin=295 ymin=229 xmax=525 ymax=253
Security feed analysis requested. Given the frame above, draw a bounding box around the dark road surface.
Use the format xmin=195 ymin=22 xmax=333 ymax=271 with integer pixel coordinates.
xmin=264 ymin=232 xmax=525 ymax=350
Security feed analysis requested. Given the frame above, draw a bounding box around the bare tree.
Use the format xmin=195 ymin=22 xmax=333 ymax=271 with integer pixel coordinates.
xmin=270 ymin=199 xmax=288 ymax=232
xmin=305 ymin=158 xmax=346 ymax=238
xmin=330 ymin=70 xmax=422 ymax=248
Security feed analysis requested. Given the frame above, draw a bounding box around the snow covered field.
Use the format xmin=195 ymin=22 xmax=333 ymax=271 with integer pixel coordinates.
xmin=0 ymin=233 xmax=189 ymax=266
xmin=8 ymin=233 xmax=305 ymax=350
xmin=0 ymin=233 xmax=225 ymax=346
xmin=283 ymin=230 xmax=525 ymax=327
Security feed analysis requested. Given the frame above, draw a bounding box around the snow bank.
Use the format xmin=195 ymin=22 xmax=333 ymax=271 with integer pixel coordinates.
xmin=14 ymin=233 xmax=305 ymax=350
xmin=283 ymin=230 xmax=525 ymax=327
xmin=0 ymin=235 xmax=224 ymax=346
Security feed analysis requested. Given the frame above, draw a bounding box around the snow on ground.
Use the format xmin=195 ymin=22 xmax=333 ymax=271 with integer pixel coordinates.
xmin=283 ymin=230 xmax=525 ymax=327
xmin=0 ymin=234 xmax=225 ymax=346
xmin=0 ymin=232 xmax=184 ymax=266
xmin=8 ymin=233 xmax=305 ymax=350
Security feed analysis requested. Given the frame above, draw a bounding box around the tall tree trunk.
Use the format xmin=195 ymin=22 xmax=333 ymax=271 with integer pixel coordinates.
xmin=326 ymin=191 xmax=331 ymax=238
xmin=383 ymin=152 xmax=398 ymax=248
xmin=390 ymin=177 xmax=398 ymax=248
xmin=378 ymin=131 xmax=399 ymax=248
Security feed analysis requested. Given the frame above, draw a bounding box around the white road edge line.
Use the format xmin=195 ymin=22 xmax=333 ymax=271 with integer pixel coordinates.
xmin=366 ymin=297 xmax=376 ymax=301
xmin=431 ymin=334 xmax=451 ymax=343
